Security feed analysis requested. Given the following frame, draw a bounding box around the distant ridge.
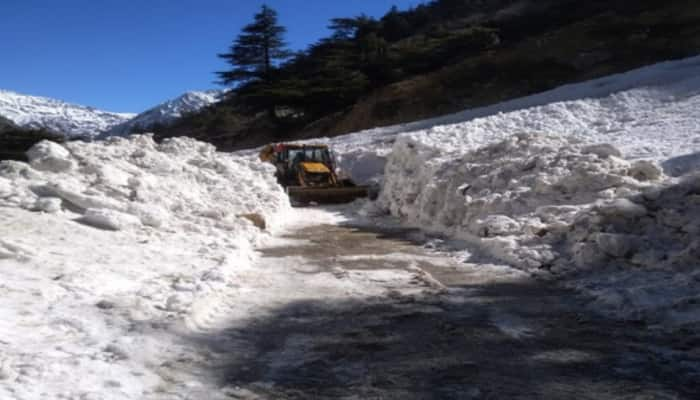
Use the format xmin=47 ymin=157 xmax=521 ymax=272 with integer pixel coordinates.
xmin=0 ymin=89 xmax=134 ymax=137
xmin=102 ymin=90 xmax=225 ymax=138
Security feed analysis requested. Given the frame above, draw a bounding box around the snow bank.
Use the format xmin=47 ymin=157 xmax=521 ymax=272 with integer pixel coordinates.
xmin=375 ymin=132 xmax=699 ymax=327
xmin=0 ymin=135 xmax=290 ymax=398
xmin=377 ymin=133 xmax=655 ymax=269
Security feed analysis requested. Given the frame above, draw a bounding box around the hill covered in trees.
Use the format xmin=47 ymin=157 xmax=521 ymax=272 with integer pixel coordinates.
xmin=154 ymin=0 xmax=700 ymax=150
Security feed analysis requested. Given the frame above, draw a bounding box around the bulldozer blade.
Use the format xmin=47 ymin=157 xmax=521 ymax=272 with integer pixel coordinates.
xmin=287 ymin=186 xmax=369 ymax=205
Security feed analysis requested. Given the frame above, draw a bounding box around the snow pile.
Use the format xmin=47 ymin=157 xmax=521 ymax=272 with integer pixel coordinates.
xmin=104 ymin=90 xmax=225 ymax=137
xmin=2 ymin=134 xmax=288 ymax=233
xmin=375 ymin=132 xmax=700 ymax=326
xmin=0 ymin=135 xmax=290 ymax=398
xmin=0 ymin=89 xmax=134 ymax=137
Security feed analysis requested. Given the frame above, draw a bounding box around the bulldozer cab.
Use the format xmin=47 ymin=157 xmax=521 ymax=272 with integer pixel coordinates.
xmin=285 ymin=147 xmax=334 ymax=173
xmin=265 ymin=144 xmax=336 ymax=186
xmin=281 ymin=146 xmax=333 ymax=164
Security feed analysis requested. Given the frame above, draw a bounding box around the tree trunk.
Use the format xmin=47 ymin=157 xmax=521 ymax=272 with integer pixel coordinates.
xmin=264 ymin=36 xmax=271 ymax=80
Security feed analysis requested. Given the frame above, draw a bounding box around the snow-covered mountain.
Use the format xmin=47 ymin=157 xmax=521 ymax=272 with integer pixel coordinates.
xmin=0 ymin=89 xmax=225 ymax=139
xmin=0 ymin=89 xmax=135 ymax=137
xmin=103 ymin=90 xmax=225 ymax=137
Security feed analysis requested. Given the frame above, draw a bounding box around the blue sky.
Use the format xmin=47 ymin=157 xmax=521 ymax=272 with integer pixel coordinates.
xmin=0 ymin=0 xmax=419 ymax=113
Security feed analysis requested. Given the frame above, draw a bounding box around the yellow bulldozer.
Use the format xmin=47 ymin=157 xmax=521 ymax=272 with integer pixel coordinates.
xmin=259 ymin=143 xmax=369 ymax=204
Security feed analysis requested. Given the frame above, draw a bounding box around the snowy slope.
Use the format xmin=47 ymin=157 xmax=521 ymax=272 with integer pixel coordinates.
xmin=103 ymin=90 xmax=225 ymax=137
xmin=321 ymin=55 xmax=700 ymax=183
xmin=0 ymin=89 xmax=135 ymax=137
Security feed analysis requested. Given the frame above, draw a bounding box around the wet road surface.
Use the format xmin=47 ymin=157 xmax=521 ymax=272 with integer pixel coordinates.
xmin=201 ymin=223 xmax=699 ymax=399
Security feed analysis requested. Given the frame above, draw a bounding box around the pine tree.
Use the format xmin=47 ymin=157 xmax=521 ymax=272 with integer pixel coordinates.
xmin=217 ymin=5 xmax=291 ymax=86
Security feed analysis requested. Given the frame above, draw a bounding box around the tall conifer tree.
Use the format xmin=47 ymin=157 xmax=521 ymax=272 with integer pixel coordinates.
xmin=217 ymin=5 xmax=290 ymax=85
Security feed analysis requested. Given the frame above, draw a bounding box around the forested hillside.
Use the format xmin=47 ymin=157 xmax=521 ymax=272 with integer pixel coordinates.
xmin=0 ymin=116 xmax=66 ymax=161
xmin=154 ymin=0 xmax=700 ymax=151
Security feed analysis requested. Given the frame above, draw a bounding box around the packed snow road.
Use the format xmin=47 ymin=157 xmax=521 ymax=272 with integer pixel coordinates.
xmin=185 ymin=211 xmax=697 ymax=399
